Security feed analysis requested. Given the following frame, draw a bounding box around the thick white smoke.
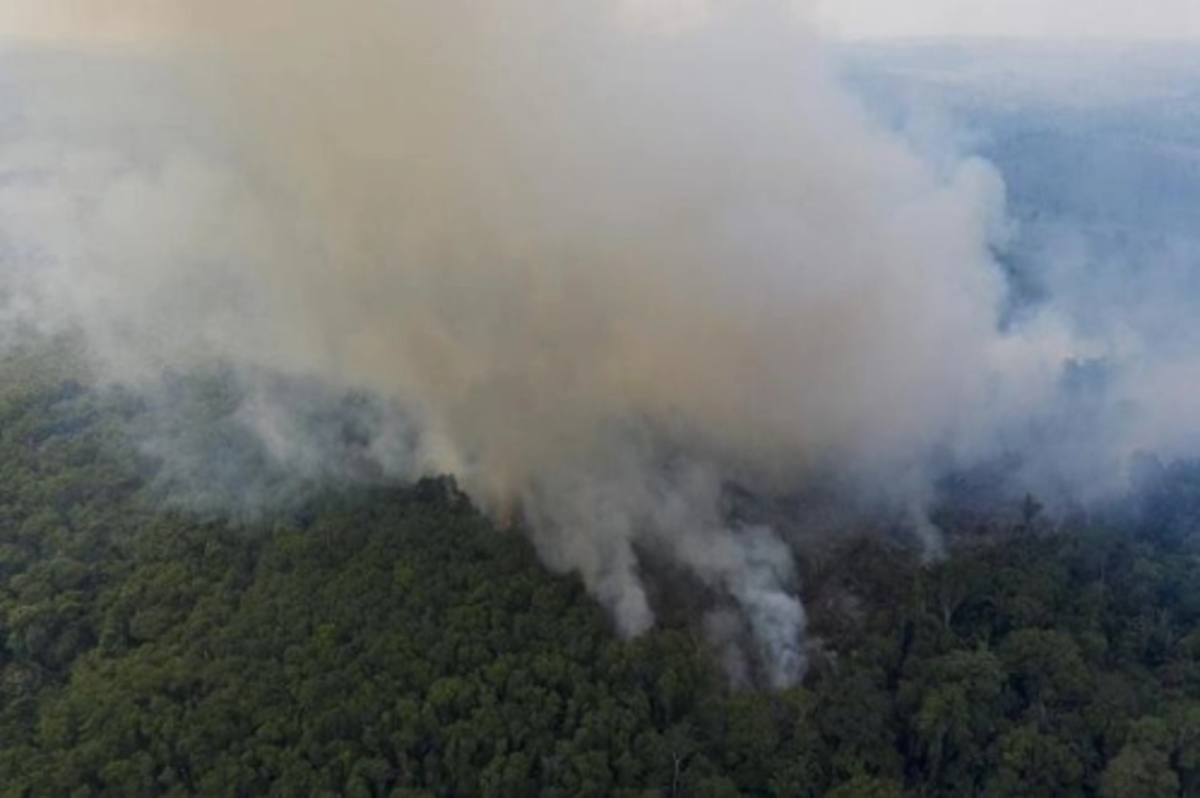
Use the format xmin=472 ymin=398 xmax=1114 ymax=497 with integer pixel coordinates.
xmin=0 ymin=1 xmax=1069 ymax=683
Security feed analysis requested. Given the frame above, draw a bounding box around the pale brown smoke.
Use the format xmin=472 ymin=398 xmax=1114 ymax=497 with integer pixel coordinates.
xmin=3 ymin=1 xmax=1065 ymax=680
xmin=131 ymin=0 xmax=1020 ymax=501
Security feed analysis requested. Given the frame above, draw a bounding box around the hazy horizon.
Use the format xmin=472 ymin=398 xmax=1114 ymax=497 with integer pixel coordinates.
xmin=2 ymin=1 xmax=1200 ymax=51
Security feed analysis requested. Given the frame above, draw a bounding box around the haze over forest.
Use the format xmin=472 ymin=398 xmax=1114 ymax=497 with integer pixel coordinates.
xmin=2 ymin=3 xmax=1200 ymax=795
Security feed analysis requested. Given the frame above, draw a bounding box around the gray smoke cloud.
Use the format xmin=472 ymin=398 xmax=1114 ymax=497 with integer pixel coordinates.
xmin=0 ymin=2 xmax=1074 ymax=684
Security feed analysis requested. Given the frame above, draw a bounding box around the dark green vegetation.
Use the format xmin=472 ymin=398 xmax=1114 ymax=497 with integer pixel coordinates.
xmin=3 ymin=350 xmax=1200 ymax=797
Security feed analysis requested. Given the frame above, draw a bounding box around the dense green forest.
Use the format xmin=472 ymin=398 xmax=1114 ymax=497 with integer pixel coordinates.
xmin=2 ymin=347 xmax=1200 ymax=797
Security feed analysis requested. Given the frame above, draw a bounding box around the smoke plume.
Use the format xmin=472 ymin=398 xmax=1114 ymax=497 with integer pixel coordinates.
xmin=0 ymin=1 xmax=1071 ymax=684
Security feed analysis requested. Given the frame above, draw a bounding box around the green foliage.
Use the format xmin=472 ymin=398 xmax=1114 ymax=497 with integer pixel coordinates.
xmin=3 ymin=352 xmax=1200 ymax=796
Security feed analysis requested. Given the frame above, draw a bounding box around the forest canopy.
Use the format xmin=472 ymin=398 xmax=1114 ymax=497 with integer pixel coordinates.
xmin=2 ymin=345 xmax=1200 ymax=797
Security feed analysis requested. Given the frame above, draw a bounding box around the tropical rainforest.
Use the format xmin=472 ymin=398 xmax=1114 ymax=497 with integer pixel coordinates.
xmin=0 ymin=343 xmax=1197 ymax=798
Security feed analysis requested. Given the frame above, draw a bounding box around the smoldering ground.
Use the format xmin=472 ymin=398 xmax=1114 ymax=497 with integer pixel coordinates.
xmin=1 ymin=3 xmax=1188 ymax=686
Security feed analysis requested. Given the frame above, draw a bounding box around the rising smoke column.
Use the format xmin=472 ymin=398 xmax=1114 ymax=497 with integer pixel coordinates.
xmin=0 ymin=1 xmax=1065 ymax=684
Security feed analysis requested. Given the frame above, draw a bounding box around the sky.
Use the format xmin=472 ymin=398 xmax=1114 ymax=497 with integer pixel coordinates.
xmin=815 ymin=0 xmax=1200 ymax=41
xmin=1 ymin=1 xmax=1199 ymax=47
